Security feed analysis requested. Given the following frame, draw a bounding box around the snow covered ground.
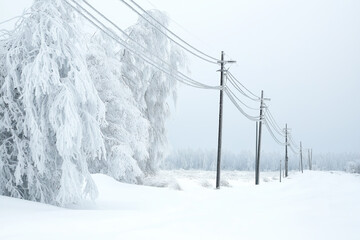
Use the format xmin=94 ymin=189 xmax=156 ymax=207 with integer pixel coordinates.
xmin=1 ymin=170 xmax=359 ymax=240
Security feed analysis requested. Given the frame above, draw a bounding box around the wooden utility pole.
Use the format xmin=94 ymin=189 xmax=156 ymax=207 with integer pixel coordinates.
xmin=215 ymin=52 xmax=236 ymax=189
xmin=216 ymin=51 xmax=225 ymax=189
xmin=285 ymin=124 xmax=289 ymax=177
xmin=255 ymin=90 xmax=264 ymax=185
xmin=300 ymin=141 xmax=303 ymax=173
xmin=255 ymin=122 xmax=258 ymax=170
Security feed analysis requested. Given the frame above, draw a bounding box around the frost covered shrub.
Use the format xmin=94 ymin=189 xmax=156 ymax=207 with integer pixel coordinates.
xmin=86 ymin=33 xmax=150 ymax=183
xmin=345 ymin=160 xmax=360 ymax=174
xmin=121 ymin=10 xmax=185 ymax=176
xmin=163 ymin=149 xmax=254 ymax=171
xmin=1 ymin=1 xmax=186 ymax=205
xmin=164 ymin=149 xmax=360 ymax=172
xmin=86 ymin=10 xmax=185 ymax=183
xmin=0 ymin=0 xmax=105 ymax=206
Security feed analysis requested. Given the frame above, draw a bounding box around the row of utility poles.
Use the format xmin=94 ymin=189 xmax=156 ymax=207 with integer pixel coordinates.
xmin=279 ymin=134 xmax=312 ymax=182
xmin=215 ymin=51 xmax=313 ymax=189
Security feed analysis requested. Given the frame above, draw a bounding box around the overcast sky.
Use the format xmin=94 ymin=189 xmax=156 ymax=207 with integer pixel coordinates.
xmin=1 ymin=0 xmax=359 ymax=155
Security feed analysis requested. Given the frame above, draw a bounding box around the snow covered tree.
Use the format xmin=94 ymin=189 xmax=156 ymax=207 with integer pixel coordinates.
xmin=121 ymin=10 xmax=186 ymax=176
xmin=0 ymin=0 xmax=105 ymax=206
xmin=86 ymin=33 xmax=150 ymax=183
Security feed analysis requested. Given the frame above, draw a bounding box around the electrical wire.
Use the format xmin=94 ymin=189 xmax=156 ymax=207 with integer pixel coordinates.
xmin=0 ymin=15 xmax=26 ymax=26
xmin=263 ymin=119 xmax=287 ymax=146
xmin=224 ymin=87 xmax=261 ymax=121
xmin=128 ymin=0 xmax=220 ymax=63
xmin=66 ymin=0 xmax=306 ymax=150
xmin=116 ymin=0 xmax=219 ymax=64
xmin=77 ymin=0 xmax=220 ymax=89
xmin=264 ymin=110 xmax=285 ymax=137
xmin=263 ymin=106 xmax=284 ymax=135
xmin=146 ymin=0 xmax=219 ymax=61
xmin=288 ymin=134 xmax=300 ymax=150
xmin=264 ymin=115 xmax=285 ymax=138
xmin=227 ymin=73 xmax=261 ymax=102
xmin=226 ymin=75 xmax=261 ymax=104
xmin=289 ymin=143 xmax=299 ymax=155
xmin=227 ymin=79 xmax=261 ymax=111
xmin=227 ymin=71 xmax=261 ymax=101
xmin=288 ymin=134 xmax=297 ymax=147
xmin=263 ymin=105 xmax=305 ymax=154
xmin=66 ymin=0 xmax=221 ymax=90
xmin=82 ymin=0 xmax=184 ymax=76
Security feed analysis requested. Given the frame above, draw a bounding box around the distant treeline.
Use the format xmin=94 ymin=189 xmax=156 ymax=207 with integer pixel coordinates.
xmin=161 ymin=149 xmax=360 ymax=172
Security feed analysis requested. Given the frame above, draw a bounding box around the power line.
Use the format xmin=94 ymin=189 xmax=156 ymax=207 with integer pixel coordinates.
xmin=226 ymin=79 xmax=261 ymax=111
xmin=82 ymin=0 xmax=181 ymax=74
xmin=224 ymin=87 xmax=261 ymax=122
xmin=263 ymin=105 xmax=302 ymax=154
xmin=263 ymin=119 xmax=287 ymax=146
xmin=145 ymin=0 xmax=219 ymax=59
xmin=263 ymin=106 xmax=284 ymax=135
xmin=263 ymin=110 xmax=285 ymax=137
xmin=289 ymin=143 xmax=299 ymax=155
xmin=116 ymin=0 xmax=219 ymax=64
xmin=78 ymin=0 xmax=220 ymax=89
xmin=67 ymin=1 xmax=214 ymax=89
xmin=0 ymin=15 xmax=28 ymax=26
xmin=66 ymin=0 xmax=221 ymax=90
xmin=288 ymin=134 xmax=300 ymax=150
xmin=127 ymin=0 xmax=219 ymax=62
xmin=67 ymin=0 xmax=306 ymax=154
xmin=227 ymin=75 xmax=261 ymax=104
xmin=226 ymin=71 xmax=295 ymax=148
xmin=264 ymin=114 xmax=285 ymax=138
xmin=227 ymin=71 xmax=261 ymax=101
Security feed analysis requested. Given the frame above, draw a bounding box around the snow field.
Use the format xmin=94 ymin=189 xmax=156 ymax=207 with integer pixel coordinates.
xmin=0 ymin=170 xmax=359 ymax=240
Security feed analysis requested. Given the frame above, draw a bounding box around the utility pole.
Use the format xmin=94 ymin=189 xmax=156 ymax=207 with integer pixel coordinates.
xmin=300 ymin=141 xmax=303 ymax=173
xmin=215 ymin=51 xmax=236 ymax=189
xmin=216 ymin=51 xmax=225 ymax=189
xmin=284 ymin=124 xmax=289 ymax=177
xmin=255 ymin=121 xmax=258 ymax=171
xmin=308 ymin=149 xmax=311 ymax=170
xmin=255 ymin=91 xmax=264 ymax=185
